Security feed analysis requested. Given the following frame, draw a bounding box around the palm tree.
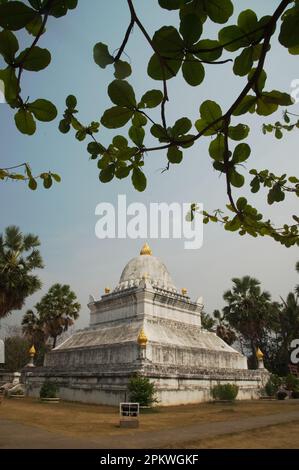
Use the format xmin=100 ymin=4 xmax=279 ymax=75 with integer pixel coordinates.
xmin=222 ymin=276 xmax=273 ymax=368
xmin=0 ymin=226 xmax=43 ymax=319
xmin=22 ymin=309 xmax=44 ymax=345
xmin=36 ymin=284 xmax=80 ymax=348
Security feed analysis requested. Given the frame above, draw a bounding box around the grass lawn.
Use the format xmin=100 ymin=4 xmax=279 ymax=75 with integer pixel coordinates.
xmin=1 ymin=397 xmax=299 ymax=448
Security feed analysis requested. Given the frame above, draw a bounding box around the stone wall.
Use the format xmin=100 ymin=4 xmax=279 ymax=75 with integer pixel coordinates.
xmin=24 ymin=365 xmax=269 ymax=406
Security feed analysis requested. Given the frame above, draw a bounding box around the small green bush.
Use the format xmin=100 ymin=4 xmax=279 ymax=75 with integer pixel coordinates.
xmin=39 ymin=381 xmax=58 ymax=399
xmin=211 ymin=383 xmax=239 ymax=401
xmin=285 ymin=374 xmax=299 ymax=391
xmin=128 ymin=375 xmax=157 ymax=407
xmin=265 ymin=374 xmax=283 ymax=397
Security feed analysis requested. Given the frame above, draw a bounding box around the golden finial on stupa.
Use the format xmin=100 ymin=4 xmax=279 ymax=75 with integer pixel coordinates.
xmin=29 ymin=345 xmax=36 ymax=357
xmin=137 ymin=328 xmax=148 ymax=347
xmin=181 ymin=288 xmax=188 ymax=296
xmin=140 ymin=243 xmax=152 ymax=256
xmin=105 ymin=287 xmax=111 ymax=294
xmin=256 ymin=347 xmax=264 ymax=360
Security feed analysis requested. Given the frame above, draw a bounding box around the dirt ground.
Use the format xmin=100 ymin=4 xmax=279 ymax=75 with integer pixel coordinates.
xmin=1 ymin=397 xmax=299 ymax=446
xmin=176 ymin=421 xmax=299 ymax=449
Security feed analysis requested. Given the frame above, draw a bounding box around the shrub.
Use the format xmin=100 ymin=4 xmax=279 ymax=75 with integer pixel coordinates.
xmin=277 ymin=390 xmax=288 ymax=400
xmin=265 ymin=374 xmax=283 ymax=397
xmin=211 ymin=383 xmax=239 ymax=401
xmin=291 ymin=389 xmax=299 ymax=399
xmin=128 ymin=375 xmax=157 ymax=407
xmin=285 ymin=374 xmax=299 ymax=391
xmin=39 ymin=381 xmax=58 ymax=399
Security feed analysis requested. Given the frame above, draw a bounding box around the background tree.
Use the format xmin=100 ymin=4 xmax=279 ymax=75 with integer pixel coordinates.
xmin=22 ymin=309 xmax=48 ymax=365
xmin=201 ymin=311 xmax=216 ymax=331
xmin=35 ymin=284 xmax=80 ymax=348
xmin=0 ymin=1 xmax=298 ymax=246
xmin=0 ymin=226 xmax=43 ymax=319
xmin=221 ymin=276 xmax=274 ymax=368
xmin=4 ymin=335 xmax=30 ymax=372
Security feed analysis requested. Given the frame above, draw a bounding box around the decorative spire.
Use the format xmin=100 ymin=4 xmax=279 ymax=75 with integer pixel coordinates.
xmin=29 ymin=345 xmax=36 ymax=357
xmin=104 ymin=287 xmax=111 ymax=294
xmin=140 ymin=243 xmax=152 ymax=256
xmin=256 ymin=347 xmax=264 ymax=360
xmin=137 ymin=328 xmax=148 ymax=347
xmin=181 ymin=288 xmax=188 ymax=296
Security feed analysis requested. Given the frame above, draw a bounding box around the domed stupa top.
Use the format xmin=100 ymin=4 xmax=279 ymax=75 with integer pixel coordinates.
xmin=114 ymin=243 xmax=177 ymax=292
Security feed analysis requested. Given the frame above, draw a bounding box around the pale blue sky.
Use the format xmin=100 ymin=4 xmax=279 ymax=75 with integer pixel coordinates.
xmin=0 ymin=0 xmax=298 ymax=332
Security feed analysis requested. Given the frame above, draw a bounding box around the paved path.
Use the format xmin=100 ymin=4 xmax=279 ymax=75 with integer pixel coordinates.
xmin=1 ymin=411 xmax=299 ymax=449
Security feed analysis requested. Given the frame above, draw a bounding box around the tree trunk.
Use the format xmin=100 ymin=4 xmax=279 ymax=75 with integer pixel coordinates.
xmin=250 ymin=339 xmax=258 ymax=369
xmin=53 ymin=336 xmax=57 ymax=349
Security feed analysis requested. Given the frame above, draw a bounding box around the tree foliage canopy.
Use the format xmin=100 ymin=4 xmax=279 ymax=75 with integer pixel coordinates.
xmin=0 ymin=225 xmax=43 ymax=319
xmin=0 ymin=0 xmax=298 ymax=246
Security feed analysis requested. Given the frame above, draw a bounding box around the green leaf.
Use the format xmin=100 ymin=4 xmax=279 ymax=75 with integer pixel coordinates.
xmin=101 ymin=106 xmax=134 ymax=129
xmin=0 ymin=67 xmax=20 ymax=104
xmin=237 ymin=197 xmax=247 ymax=211
xmin=233 ymin=47 xmax=253 ymax=76
xmin=180 ymin=14 xmax=202 ymax=46
xmin=28 ymin=99 xmax=57 ymax=122
xmin=140 ymin=89 xmax=163 ymax=108
xmin=209 ymin=134 xmax=225 ymax=161
xmin=108 ymin=79 xmax=136 ymax=107
xmin=16 ymin=47 xmax=51 ymax=71
xmin=147 ymin=53 xmax=182 ymax=80
xmin=228 ymin=124 xmax=249 ymax=141
xmin=152 ymin=26 xmax=184 ymax=56
xmin=132 ymin=167 xmax=147 ymax=192
xmin=256 ymin=97 xmax=278 ymax=116
xmin=14 ymin=108 xmax=36 ymax=135
xmin=93 ymin=42 xmax=114 ymax=68
xmin=218 ymin=25 xmax=249 ymax=52
xmin=28 ymin=178 xmax=37 ymax=190
xmin=66 ymin=95 xmax=77 ymax=109
xmin=150 ymin=124 xmax=169 ymax=140
xmin=182 ymin=54 xmax=205 ymax=86
xmin=167 ymin=146 xmax=183 ymax=164
xmin=232 ymin=143 xmax=251 ymax=163
xmin=0 ymin=30 xmax=19 ymax=62
xmin=99 ymin=165 xmax=115 ymax=183
xmin=279 ymin=11 xmax=299 ymax=49
xmin=115 ymin=166 xmax=131 ymax=179
xmin=25 ymin=14 xmax=43 ymax=36
xmin=172 ymin=117 xmax=192 ymax=137
xmin=59 ymin=119 xmax=70 ymax=134
xmin=129 ymin=126 xmax=145 ymax=146
xmin=114 ymin=60 xmax=132 ymax=79
xmin=158 ymin=0 xmax=186 ymax=10
xmin=0 ymin=1 xmax=37 ymax=30
xmin=262 ymin=90 xmax=293 ymax=106
xmin=205 ymin=0 xmax=233 ymax=24
xmin=43 ymin=174 xmax=53 ymax=189
xmin=238 ymin=9 xmax=258 ymax=33
xmin=132 ymin=113 xmax=147 ymax=127
xmin=51 ymin=173 xmax=61 ymax=183
xmin=228 ymin=168 xmax=245 ymax=187
xmin=232 ymin=95 xmax=256 ymax=116
xmin=200 ymin=100 xmax=222 ymax=123
xmin=113 ymin=135 xmax=128 ymax=148
xmin=87 ymin=142 xmax=105 ymax=155
xmin=194 ymin=39 xmax=222 ymax=61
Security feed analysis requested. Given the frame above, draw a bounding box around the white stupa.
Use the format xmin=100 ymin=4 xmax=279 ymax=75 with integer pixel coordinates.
xmin=26 ymin=244 xmax=268 ymax=405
